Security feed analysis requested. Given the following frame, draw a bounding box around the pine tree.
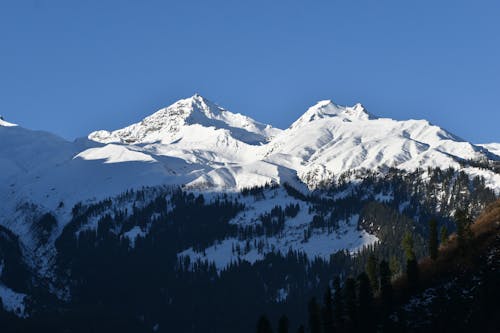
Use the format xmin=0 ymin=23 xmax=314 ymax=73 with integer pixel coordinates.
xmin=440 ymin=225 xmax=448 ymax=246
xmin=366 ymin=254 xmax=378 ymax=292
xmin=278 ymin=315 xmax=289 ymax=333
xmin=322 ymin=287 xmax=334 ymax=333
xmin=428 ymin=219 xmax=438 ymax=260
xmin=344 ymin=277 xmax=357 ymax=329
xmin=455 ymin=209 xmax=473 ymax=255
xmin=379 ymin=260 xmax=393 ymax=313
xmin=356 ymin=272 xmax=373 ymax=330
xmin=257 ymin=315 xmax=273 ymax=333
xmin=308 ymin=297 xmax=322 ymax=333
xmin=402 ymin=232 xmax=419 ymax=291
xmin=402 ymin=232 xmax=416 ymax=261
xmin=297 ymin=325 xmax=305 ymax=333
xmin=332 ymin=276 xmax=344 ymax=329
xmin=389 ymin=256 xmax=401 ymax=277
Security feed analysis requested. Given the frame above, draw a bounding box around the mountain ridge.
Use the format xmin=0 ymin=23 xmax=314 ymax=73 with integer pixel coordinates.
xmin=0 ymin=94 xmax=498 ymax=257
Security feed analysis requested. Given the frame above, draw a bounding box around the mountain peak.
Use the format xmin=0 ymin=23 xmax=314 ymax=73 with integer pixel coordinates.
xmin=289 ymin=99 xmax=374 ymax=129
xmin=89 ymin=95 xmax=279 ymax=145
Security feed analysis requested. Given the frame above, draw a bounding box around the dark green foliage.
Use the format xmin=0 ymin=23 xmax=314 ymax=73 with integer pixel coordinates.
xmin=308 ymin=297 xmax=322 ymax=333
xmin=356 ymin=273 xmax=373 ymax=331
xmin=365 ymin=254 xmax=378 ymax=292
xmin=343 ymin=278 xmax=357 ymax=327
xmin=428 ymin=219 xmax=438 ymax=260
xmin=402 ymin=232 xmax=416 ymax=261
xmin=321 ymin=288 xmax=333 ymax=333
xmin=379 ymin=260 xmax=393 ymax=313
xmin=440 ymin=225 xmax=448 ymax=246
xmin=332 ymin=277 xmax=343 ymax=329
xmin=454 ymin=209 xmax=473 ymax=255
xmin=278 ymin=315 xmax=289 ymax=333
xmin=257 ymin=315 xmax=273 ymax=333
xmin=0 ymin=226 xmax=31 ymax=292
xmin=402 ymin=232 xmax=419 ymax=291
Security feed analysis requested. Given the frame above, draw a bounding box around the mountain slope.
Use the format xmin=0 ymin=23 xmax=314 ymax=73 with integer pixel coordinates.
xmin=88 ymin=94 xmax=280 ymax=145
xmin=264 ymin=100 xmax=498 ymax=188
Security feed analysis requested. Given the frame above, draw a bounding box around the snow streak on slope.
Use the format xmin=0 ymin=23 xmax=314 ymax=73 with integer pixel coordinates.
xmin=0 ymin=284 xmax=27 ymax=317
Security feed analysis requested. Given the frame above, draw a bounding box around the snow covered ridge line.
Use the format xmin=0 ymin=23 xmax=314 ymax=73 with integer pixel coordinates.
xmin=85 ymin=94 xmax=500 ymax=191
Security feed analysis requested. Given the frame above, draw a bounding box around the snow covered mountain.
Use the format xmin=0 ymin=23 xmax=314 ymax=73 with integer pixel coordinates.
xmin=1 ymin=94 xmax=499 ymax=319
xmin=1 ymin=94 xmax=499 ymax=226
xmin=264 ymin=100 xmax=499 ymax=188
xmin=89 ymin=94 xmax=280 ymax=145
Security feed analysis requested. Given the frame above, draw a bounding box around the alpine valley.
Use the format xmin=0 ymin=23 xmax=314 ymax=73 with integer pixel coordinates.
xmin=0 ymin=95 xmax=499 ymax=332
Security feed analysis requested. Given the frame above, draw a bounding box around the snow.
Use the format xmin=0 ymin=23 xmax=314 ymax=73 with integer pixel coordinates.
xmin=178 ymin=189 xmax=379 ymax=270
xmin=76 ymin=144 xmax=157 ymax=164
xmin=123 ymin=226 xmax=147 ymax=247
xmin=0 ymin=93 xmax=499 ymax=278
xmin=0 ymin=118 xmax=17 ymax=127
xmin=478 ymin=143 xmax=500 ymax=157
xmin=0 ymin=284 xmax=27 ymax=318
xmin=276 ymin=288 xmax=288 ymax=302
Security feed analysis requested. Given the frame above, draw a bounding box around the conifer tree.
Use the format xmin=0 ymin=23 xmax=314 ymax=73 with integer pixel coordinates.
xmin=308 ymin=297 xmax=322 ymax=333
xmin=343 ymin=277 xmax=357 ymax=329
xmin=402 ymin=232 xmax=419 ymax=291
xmin=356 ymin=272 xmax=373 ymax=330
xmin=257 ymin=315 xmax=273 ymax=333
xmin=366 ymin=254 xmax=378 ymax=292
xmin=278 ymin=315 xmax=289 ymax=333
xmin=454 ymin=209 xmax=473 ymax=255
xmin=440 ymin=225 xmax=448 ymax=246
xmin=379 ymin=260 xmax=393 ymax=313
xmin=296 ymin=325 xmax=305 ymax=333
xmin=428 ymin=219 xmax=438 ymax=260
xmin=322 ymin=287 xmax=334 ymax=333
xmin=332 ymin=276 xmax=343 ymax=329
xmin=389 ymin=256 xmax=401 ymax=277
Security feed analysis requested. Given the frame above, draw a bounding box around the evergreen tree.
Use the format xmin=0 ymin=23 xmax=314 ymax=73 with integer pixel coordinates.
xmin=401 ymin=232 xmax=416 ymax=261
xmin=454 ymin=209 xmax=473 ymax=255
xmin=322 ymin=287 xmax=334 ymax=333
xmin=308 ymin=297 xmax=322 ymax=333
xmin=257 ymin=315 xmax=273 ymax=333
xmin=343 ymin=277 xmax=357 ymax=329
xmin=366 ymin=254 xmax=378 ymax=292
xmin=402 ymin=232 xmax=419 ymax=291
xmin=379 ymin=260 xmax=393 ymax=313
xmin=278 ymin=315 xmax=289 ymax=333
xmin=428 ymin=219 xmax=438 ymax=260
xmin=297 ymin=325 xmax=305 ymax=333
xmin=356 ymin=272 xmax=373 ymax=330
xmin=440 ymin=225 xmax=448 ymax=246
xmin=332 ymin=277 xmax=343 ymax=329
xmin=389 ymin=256 xmax=401 ymax=277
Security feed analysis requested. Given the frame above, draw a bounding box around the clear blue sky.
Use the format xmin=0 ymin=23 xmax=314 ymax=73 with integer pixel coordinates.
xmin=1 ymin=0 xmax=499 ymax=143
